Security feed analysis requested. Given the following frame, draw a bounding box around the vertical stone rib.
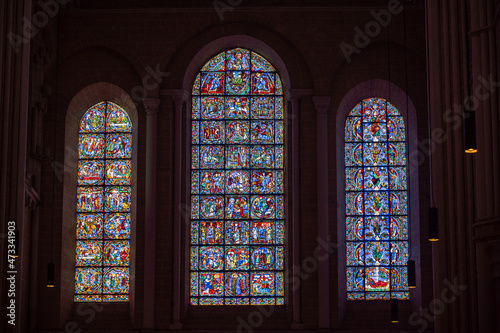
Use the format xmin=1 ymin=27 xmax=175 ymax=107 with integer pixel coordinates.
xmin=451 ymin=0 xmax=472 ymax=330
xmin=427 ymin=1 xmax=447 ymax=332
xmin=441 ymin=2 xmax=460 ymax=331
xmin=480 ymin=0 xmax=495 ymax=218
xmin=313 ymin=96 xmax=330 ymax=330
xmin=486 ymin=0 xmax=500 ymax=215
xmin=144 ymin=97 xmax=160 ymax=329
xmin=427 ymin=0 xmax=480 ymax=331
xmin=471 ymin=0 xmax=500 ymax=332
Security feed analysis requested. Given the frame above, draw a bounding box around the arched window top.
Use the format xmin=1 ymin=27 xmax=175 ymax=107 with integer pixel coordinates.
xmin=348 ymin=97 xmax=404 ymax=119
xmin=75 ymin=101 xmax=132 ymax=302
xmin=192 ymin=48 xmax=283 ymax=97
xmin=189 ymin=48 xmax=285 ymax=306
xmin=79 ymin=101 xmax=132 ymax=133
xmin=344 ymin=97 xmax=409 ymax=301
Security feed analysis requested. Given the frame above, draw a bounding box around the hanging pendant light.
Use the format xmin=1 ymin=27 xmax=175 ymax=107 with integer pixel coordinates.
xmin=408 ymin=259 xmax=416 ymax=288
xmin=47 ymin=262 xmax=55 ymax=287
xmin=46 ymin=13 xmax=62 ymax=290
xmin=391 ymin=299 xmax=399 ymax=323
xmin=428 ymin=206 xmax=439 ymax=241
xmin=464 ymin=111 xmax=477 ymax=153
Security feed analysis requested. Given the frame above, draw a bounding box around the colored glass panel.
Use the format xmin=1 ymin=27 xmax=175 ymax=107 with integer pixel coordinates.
xmin=345 ymin=97 xmax=409 ymax=300
xmin=77 ymin=214 xmax=103 ymax=239
xmin=75 ymin=101 xmax=131 ymax=302
xmin=79 ymin=134 xmax=105 ymax=159
xmin=105 ymin=160 xmax=131 ymax=185
xmin=78 ymin=161 xmax=104 ymax=185
xmin=191 ymin=49 xmax=284 ymax=305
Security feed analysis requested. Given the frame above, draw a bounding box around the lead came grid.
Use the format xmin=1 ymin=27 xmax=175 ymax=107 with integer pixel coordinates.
xmin=190 ymin=48 xmax=285 ymax=305
xmin=344 ymin=98 xmax=409 ymax=300
xmin=75 ymin=101 xmax=132 ymax=302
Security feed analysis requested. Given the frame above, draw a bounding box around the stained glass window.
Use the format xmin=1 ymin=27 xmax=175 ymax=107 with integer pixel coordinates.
xmin=75 ymin=101 xmax=132 ymax=302
xmin=190 ymin=48 xmax=285 ymax=305
xmin=345 ymin=97 xmax=409 ymax=300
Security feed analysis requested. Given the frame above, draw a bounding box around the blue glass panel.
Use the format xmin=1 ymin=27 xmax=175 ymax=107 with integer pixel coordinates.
xmin=191 ymin=49 xmax=284 ymax=305
xmin=345 ymin=98 xmax=409 ymax=300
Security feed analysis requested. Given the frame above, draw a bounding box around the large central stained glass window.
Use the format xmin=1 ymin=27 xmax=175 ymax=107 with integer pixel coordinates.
xmin=190 ymin=48 xmax=285 ymax=305
xmin=345 ymin=97 xmax=409 ymax=300
xmin=75 ymin=101 xmax=131 ymax=302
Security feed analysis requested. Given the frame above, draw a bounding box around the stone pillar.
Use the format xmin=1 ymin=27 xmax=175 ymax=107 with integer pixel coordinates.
xmin=426 ymin=0 xmax=478 ymax=332
xmin=470 ymin=0 xmax=500 ymax=332
xmin=0 ymin=0 xmax=32 ymax=331
xmin=313 ymin=96 xmax=331 ymax=330
xmin=288 ymin=89 xmax=313 ymax=329
xmin=489 ymin=241 xmax=500 ymax=331
xmin=163 ymin=89 xmax=186 ymax=329
xmin=143 ymin=98 xmax=160 ymax=330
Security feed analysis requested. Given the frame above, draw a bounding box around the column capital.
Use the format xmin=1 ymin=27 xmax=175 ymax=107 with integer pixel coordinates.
xmin=143 ymin=98 xmax=161 ymax=116
xmin=313 ymin=96 xmax=331 ymax=115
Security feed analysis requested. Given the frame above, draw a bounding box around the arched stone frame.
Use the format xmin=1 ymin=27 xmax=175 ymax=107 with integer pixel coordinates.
xmin=335 ymin=79 xmax=421 ymax=321
xmin=61 ymin=82 xmax=139 ymax=322
xmin=168 ymin=35 xmax=301 ymax=328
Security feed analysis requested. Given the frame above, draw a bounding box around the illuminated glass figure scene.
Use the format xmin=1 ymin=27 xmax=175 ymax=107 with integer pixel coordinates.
xmin=344 ymin=97 xmax=409 ymax=300
xmin=190 ymin=48 xmax=285 ymax=305
xmin=75 ymin=101 xmax=132 ymax=302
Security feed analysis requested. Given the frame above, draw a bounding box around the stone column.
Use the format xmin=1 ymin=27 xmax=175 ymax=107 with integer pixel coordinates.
xmin=0 ymin=0 xmax=32 ymax=331
xmin=288 ymin=88 xmax=313 ymax=329
xmin=426 ymin=0 xmax=478 ymax=332
xmin=143 ymin=98 xmax=160 ymax=330
xmin=313 ymin=96 xmax=331 ymax=330
xmin=162 ymin=89 xmax=186 ymax=329
xmin=470 ymin=0 xmax=500 ymax=332
xmin=489 ymin=241 xmax=500 ymax=331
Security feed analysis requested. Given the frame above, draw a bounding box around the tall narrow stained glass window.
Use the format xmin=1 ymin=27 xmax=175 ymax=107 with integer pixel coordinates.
xmin=190 ymin=48 xmax=285 ymax=305
xmin=345 ymin=97 xmax=409 ymax=300
xmin=75 ymin=101 xmax=132 ymax=302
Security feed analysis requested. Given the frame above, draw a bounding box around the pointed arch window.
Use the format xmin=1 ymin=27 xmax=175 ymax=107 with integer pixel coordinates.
xmin=190 ymin=48 xmax=285 ymax=305
xmin=345 ymin=97 xmax=409 ymax=300
xmin=75 ymin=101 xmax=132 ymax=302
